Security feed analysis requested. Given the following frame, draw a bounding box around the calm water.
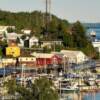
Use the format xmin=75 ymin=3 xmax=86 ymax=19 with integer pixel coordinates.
xmin=83 ymin=92 xmax=100 ymax=100
xmin=62 ymin=92 xmax=100 ymax=100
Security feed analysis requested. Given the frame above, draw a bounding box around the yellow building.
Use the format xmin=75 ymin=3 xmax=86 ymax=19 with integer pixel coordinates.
xmin=6 ymin=46 xmax=20 ymax=57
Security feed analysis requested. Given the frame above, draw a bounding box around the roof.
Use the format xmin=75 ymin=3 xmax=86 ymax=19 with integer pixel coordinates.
xmin=7 ymin=32 xmax=18 ymax=40
xmin=61 ymin=50 xmax=85 ymax=57
xmin=21 ymin=29 xmax=31 ymax=34
xmin=0 ymin=26 xmax=15 ymax=31
xmin=41 ymin=40 xmax=63 ymax=43
xmin=51 ymin=52 xmax=64 ymax=58
xmin=31 ymin=53 xmax=54 ymax=58
xmin=30 ymin=36 xmax=39 ymax=41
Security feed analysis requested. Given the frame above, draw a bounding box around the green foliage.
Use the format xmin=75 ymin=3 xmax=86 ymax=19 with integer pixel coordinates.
xmin=5 ymin=79 xmax=16 ymax=95
xmin=0 ymin=48 xmax=3 ymax=57
xmin=32 ymin=77 xmax=58 ymax=100
xmin=3 ymin=32 xmax=7 ymax=38
xmin=43 ymin=46 xmax=51 ymax=53
xmin=0 ymin=10 xmax=98 ymax=58
xmin=6 ymin=78 xmax=58 ymax=100
xmin=7 ymin=27 xmax=15 ymax=33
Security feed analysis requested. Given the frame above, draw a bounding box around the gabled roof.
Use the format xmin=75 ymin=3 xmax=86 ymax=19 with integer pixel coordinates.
xmin=61 ymin=50 xmax=85 ymax=57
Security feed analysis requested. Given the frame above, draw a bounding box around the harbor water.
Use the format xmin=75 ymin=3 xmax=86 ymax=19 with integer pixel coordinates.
xmin=86 ymin=26 xmax=100 ymax=40
xmin=61 ymin=92 xmax=100 ymax=100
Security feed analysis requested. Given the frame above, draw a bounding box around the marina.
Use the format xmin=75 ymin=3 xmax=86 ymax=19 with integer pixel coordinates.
xmin=0 ymin=0 xmax=100 ymax=99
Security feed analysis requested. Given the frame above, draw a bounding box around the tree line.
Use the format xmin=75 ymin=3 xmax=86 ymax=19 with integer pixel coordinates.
xmin=0 ymin=10 xmax=99 ymax=58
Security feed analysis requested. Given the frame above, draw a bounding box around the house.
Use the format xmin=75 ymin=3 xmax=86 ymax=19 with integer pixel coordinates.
xmin=0 ymin=26 xmax=15 ymax=39
xmin=18 ymin=56 xmax=36 ymax=67
xmin=31 ymin=53 xmax=62 ymax=68
xmin=1 ymin=58 xmax=16 ymax=67
xmin=18 ymin=36 xmax=39 ymax=48
xmin=41 ymin=40 xmax=63 ymax=48
xmin=6 ymin=45 xmax=20 ymax=57
xmin=61 ymin=50 xmax=88 ymax=64
xmin=29 ymin=36 xmax=39 ymax=48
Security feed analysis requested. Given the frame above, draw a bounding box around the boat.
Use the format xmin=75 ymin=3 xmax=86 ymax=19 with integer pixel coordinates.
xmin=84 ymin=77 xmax=96 ymax=86
xmin=60 ymin=84 xmax=79 ymax=93
xmin=95 ymin=74 xmax=100 ymax=86
xmin=58 ymin=79 xmax=79 ymax=93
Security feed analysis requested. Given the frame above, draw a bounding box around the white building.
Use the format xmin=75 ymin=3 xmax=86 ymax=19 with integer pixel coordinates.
xmin=29 ymin=36 xmax=39 ymax=48
xmin=21 ymin=29 xmax=31 ymax=35
xmin=7 ymin=32 xmax=18 ymax=41
xmin=61 ymin=50 xmax=88 ymax=64
xmin=41 ymin=40 xmax=63 ymax=48
xmin=18 ymin=38 xmax=24 ymax=47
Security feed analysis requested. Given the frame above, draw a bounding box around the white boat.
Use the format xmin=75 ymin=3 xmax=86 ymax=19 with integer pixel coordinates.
xmin=59 ymin=79 xmax=79 ymax=92
xmin=84 ymin=77 xmax=96 ymax=86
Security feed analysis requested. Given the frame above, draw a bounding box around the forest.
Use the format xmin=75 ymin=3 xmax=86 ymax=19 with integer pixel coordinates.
xmin=0 ymin=10 xmax=98 ymax=58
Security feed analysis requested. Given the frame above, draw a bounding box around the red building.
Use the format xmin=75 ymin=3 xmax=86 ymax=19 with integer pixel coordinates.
xmin=36 ymin=54 xmax=62 ymax=68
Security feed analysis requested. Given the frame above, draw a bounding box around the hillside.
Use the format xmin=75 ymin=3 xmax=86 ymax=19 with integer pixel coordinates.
xmin=0 ymin=10 xmax=99 ymax=58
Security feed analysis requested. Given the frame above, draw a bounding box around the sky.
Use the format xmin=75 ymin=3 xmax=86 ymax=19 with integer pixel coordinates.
xmin=0 ymin=0 xmax=100 ymax=23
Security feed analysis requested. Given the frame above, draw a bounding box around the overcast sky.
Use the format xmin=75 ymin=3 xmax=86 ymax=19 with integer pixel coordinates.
xmin=0 ymin=0 xmax=100 ymax=23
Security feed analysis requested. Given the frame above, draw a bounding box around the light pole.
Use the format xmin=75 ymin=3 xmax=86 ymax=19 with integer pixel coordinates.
xmin=63 ymin=56 xmax=67 ymax=74
xmin=45 ymin=57 xmax=47 ymax=74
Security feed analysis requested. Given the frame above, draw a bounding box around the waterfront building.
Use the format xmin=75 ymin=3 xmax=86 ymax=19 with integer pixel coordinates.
xmin=61 ymin=50 xmax=88 ymax=64
xmin=31 ymin=53 xmax=62 ymax=68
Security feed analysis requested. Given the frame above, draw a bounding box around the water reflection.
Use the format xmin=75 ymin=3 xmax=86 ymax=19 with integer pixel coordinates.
xmin=61 ymin=92 xmax=100 ymax=100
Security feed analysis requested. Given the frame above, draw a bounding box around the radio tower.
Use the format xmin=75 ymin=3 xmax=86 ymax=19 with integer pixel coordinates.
xmin=49 ymin=0 xmax=52 ymax=21
xmin=45 ymin=0 xmax=52 ymax=33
